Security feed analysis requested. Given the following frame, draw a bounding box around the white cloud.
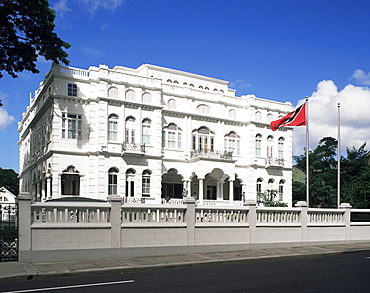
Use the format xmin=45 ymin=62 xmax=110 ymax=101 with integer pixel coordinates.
xmin=292 ymin=80 xmax=370 ymax=157
xmin=350 ymin=69 xmax=370 ymax=86
xmin=0 ymin=108 xmax=15 ymax=130
xmin=80 ymin=0 xmax=124 ymax=14
xmin=52 ymin=0 xmax=72 ymax=19
xmin=230 ymin=79 xmax=252 ymax=89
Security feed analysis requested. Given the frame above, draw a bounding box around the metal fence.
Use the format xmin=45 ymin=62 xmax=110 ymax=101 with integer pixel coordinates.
xmin=0 ymin=204 xmax=18 ymax=262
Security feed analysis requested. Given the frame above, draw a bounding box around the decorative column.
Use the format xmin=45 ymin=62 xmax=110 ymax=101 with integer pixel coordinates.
xmin=46 ymin=176 xmax=52 ymax=200
xmin=229 ymin=179 xmax=234 ymax=204
xmin=244 ymin=200 xmax=256 ymax=244
xmin=199 ymin=178 xmax=204 ymax=204
xmin=183 ymin=196 xmax=196 ymax=245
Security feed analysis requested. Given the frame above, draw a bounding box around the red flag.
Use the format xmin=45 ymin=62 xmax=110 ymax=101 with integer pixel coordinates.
xmin=270 ymin=103 xmax=306 ymax=131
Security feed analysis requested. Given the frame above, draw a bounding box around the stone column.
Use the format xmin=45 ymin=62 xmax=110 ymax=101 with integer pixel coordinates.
xmin=340 ymin=203 xmax=352 ymax=240
xmin=46 ymin=176 xmax=52 ymax=200
xmin=229 ymin=179 xmax=234 ymax=204
xmin=108 ymin=195 xmax=122 ymax=248
xmin=199 ymin=178 xmax=204 ymax=204
xmin=296 ymin=201 xmax=308 ymax=242
xmin=183 ymin=197 xmax=196 ymax=245
xmin=17 ymin=192 xmax=32 ymax=261
xmin=41 ymin=179 xmax=46 ymax=201
xmin=244 ymin=200 xmax=256 ymax=244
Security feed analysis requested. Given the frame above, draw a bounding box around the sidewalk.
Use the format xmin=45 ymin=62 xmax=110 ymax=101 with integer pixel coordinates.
xmin=1 ymin=241 xmax=369 ymax=281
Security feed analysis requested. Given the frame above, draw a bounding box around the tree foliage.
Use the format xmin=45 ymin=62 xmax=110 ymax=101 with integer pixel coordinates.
xmin=0 ymin=167 xmax=19 ymax=196
xmin=293 ymin=137 xmax=370 ymax=208
xmin=0 ymin=0 xmax=70 ymax=78
xmin=257 ymin=190 xmax=287 ymax=207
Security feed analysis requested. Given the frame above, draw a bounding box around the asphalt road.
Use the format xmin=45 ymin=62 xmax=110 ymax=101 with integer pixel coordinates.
xmin=1 ymin=251 xmax=369 ymax=293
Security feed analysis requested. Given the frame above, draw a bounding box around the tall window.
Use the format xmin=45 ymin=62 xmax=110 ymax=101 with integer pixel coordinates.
xmin=267 ymin=113 xmax=273 ymax=123
xmin=278 ymin=137 xmax=284 ymax=159
xmin=168 ymin=99 xmax=176 ymax=110
xmin=62 ymin=113 xmax=81 ymax=140
xmin=268 ymin=178 xmax=274 ymax=190
xmin=162 ymin=123 xmax=182 ymax=149
xmin=142 ymin=170 xmax=151 ymax=197
xmin=108 ymin=87 xmax=119 ymax=98
xmin=255 ymin=134 xmax=262 ymax=156
xmin=197 ymin=104 xmax=210 ymax=115
xmin=142 ymin=92 xmax=151 ymax=104
xmin=229 ymin=109 xmax=236 ymax=119
xmin=192 ymin=127 xmax=214 ymax=151
xmin=279 ymin=180 xmax=284 ymax=201
xmin=255 ymin=111 xmax=262 ymax=121
xmin=125 ymin=116 xmax=136 ymax=143
xmin=224 ymin=131 xmax=240 ymax=155
xmin=61 ymin=166 xmax=80 ymax=196
xmin=125 ymin=90 xmax=135 ymax=101
xmin=267 ymin=135 xmax=274 ymax=158
xmin=67 ymin=84 xmax=77 ymax=96
xmin=108 ymin=167 xmax=118 ymax=195
xmin=256 ymin=178 xmax=262 ymax=193
xmin=108 ymin=114 xmax=118 ymax=141
xmin=125 ymin=169 xmax=135 ymax=197
xmin=142 ymin=119 xmax=151 ymax=145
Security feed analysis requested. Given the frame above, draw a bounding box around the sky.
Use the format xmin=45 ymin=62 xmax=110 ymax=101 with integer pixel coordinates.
xmin=0 ymin=0 xmax=369 ymax=172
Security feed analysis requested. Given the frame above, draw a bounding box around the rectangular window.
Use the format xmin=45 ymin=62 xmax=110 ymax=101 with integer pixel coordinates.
xmin=177 ymin=133 xmax=181 ymax=149
xmin=278 ymin=142 xmax=284 ymax=159
xmin=62 ymin=113 xmax=81 ymax=140
xmin=142 ymin=177 xmax=150 ymax=197
xmin=142 ymin=124 xmax=151 ymax=144
xmin=255 ymin=140 xmax=261 ymax=156
xmin=108 ymin=120 xmax=118 ymax=141
xmin=108 ymin=174 xmax=117 ymax=195
xmin=67 ymin=84 xmax=77 ymax=97
xmin=168 ymin=131 xmax=176 ymax=148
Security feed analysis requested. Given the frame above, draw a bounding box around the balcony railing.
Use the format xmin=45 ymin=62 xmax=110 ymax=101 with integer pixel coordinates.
xmin=122 ymin=142 xmax=146 ymax=153
xmin=190 ymin=150 xmax=233 ymax=160
xmin=265 ymin=157 xmax=284 ymax=167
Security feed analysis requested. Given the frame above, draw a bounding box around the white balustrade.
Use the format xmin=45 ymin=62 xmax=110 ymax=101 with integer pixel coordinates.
xmin=256 ymin=208 xmax=300 ymax=224
xmin=307 ymin=209 xmax=344 ymax=224
xmin=195 ymin=207 xmax=248 ymax=225
xmin=121 ymin=206 xmax=186 ymax=224
xmin=31 ymin=202 xmax=110 ymax=224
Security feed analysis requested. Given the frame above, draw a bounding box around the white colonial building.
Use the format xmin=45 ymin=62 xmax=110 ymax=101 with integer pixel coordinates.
xmin=18 ymin=64 xmax=294 ymax=206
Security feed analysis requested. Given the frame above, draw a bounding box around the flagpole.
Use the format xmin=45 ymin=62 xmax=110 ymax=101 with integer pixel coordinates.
xmin=337 ymin=103 xmax=341 ymax=208
xmin=306 ymin=97 xmax=309 ymax=207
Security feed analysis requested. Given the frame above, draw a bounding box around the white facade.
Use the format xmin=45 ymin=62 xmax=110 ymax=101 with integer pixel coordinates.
xmin=18 ymin=64 xmax=294 ymax=206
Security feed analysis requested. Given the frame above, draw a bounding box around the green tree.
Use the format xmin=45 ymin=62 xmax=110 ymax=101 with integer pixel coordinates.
xmin=0 ymin=0 xmax=70 ymax=78
xmin=0 ymin=167 xmax=19 ymax=196
xmin=257 ymin=190 xmax=287 ymax=207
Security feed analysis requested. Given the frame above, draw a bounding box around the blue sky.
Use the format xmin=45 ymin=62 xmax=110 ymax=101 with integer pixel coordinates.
xmin=1 ymin=0 xmax=369 ymax=172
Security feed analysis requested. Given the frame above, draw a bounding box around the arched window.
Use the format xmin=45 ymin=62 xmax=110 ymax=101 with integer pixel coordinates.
xmin=267 ymin=135 xmax=274 ymax=158
xmin=125 ymin=90 xmax=135 ymax=101
xmin=183 ymin=82 xmax=188 ymax=86
xmin=256 ymin=178 xmax=262 ymax=193
xmin=108 ymin=87 xmax=119 ymax=99
xmin=125 ymin=116 xmax=136 ymax=143
xmin=190 ymin=83 xmax=194 ymax=87
xmin=108 ymin=114 xmax=118 ymax=141
xmin=108 ymin=167 xmax=119 ymax=195
xmin=162 ymin=123 xmax=182 ymax=149
xmin=268 ymin=178 xmax=274 ymax=190
xmin=142 ymin=119 xmax=151 ymax=145
xmin=255 ymin=134 xmax=262 ymax=156
xmin=167 ymin=79 xmax=172 ymax=83
xmin=267 ymin=113 xmax=273 ymax=123
xmin=168 ymin=99 xmax=176 ymax=110
xmin=192 ymin=126 xmax=214 ymax=151
xmin=125 ymin=169 xmax=136 ymax=197
xmin=199 ymin=85 xmax=203 ymax=89
xmin=142 ymin=170 xmax=151 ymax=197
xmin=197 ymin=104 xmax=210 ymax=115
xmin=173 ymin=80 xmax=179 ymax=84
xmin=224 ymin=131 xmax=240 ymax=155
xmin=229 ymin=109 xmax=236 ymax=119
xmin=279 ymin=180 xmax=285 ymax=201
xmin=142 ymin=92 xmax=151 ymax=104
xmin=278 ymin=137 xmax=285 ymax=159
xmin=61 ymin=166 xmax=80 ymax=196
xmin=255 ymin=111 xmax=262 ymax=121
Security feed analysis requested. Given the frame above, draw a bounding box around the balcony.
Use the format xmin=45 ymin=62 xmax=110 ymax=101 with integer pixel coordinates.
xmin=190 ymin=150 xmax=233 ymax=161
xmin=265 ymin=157 xmax=284 ymax=168
xmin=121 ymin=142 xmax=146 ymax=155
